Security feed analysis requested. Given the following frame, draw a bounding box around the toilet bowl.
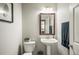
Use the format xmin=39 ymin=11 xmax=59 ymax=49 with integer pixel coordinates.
xmin=24 ymin=41 xmax=35 ymax=55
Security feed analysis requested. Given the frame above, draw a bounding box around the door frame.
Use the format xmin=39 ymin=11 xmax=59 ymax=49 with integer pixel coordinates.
xmin=70 ymin=4 xmax=79 ymax=55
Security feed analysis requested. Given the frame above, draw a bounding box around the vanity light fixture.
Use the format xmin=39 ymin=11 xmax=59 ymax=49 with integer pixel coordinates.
xmin=40 ymin=7 xmax=55 ymax=13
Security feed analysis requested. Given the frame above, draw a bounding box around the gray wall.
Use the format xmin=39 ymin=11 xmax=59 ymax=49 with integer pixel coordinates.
xmin=22 ymin=3 xmax=57 ymax=55
xmin=22 ymin=3 xmax=57 ymax=41
xmin=0 ymin=4 xmax=22 ymax=55
xmin=57 ymin=3 xmax=69 ymax=55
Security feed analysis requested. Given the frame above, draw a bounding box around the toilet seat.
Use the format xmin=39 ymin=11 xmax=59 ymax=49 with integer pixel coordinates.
xmin=23 ymin=53 xmax=32 ymax=55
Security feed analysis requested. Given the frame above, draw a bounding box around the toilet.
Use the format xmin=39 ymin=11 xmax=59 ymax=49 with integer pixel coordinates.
xmin=23 ymin=41 xmax=35 ymax=55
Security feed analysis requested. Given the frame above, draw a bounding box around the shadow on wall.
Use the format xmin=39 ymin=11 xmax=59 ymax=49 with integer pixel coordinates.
xmin=18 ymin=44 xmax=22 ymax=55
xmin=32 ymin=38 xmax=47 ymax=55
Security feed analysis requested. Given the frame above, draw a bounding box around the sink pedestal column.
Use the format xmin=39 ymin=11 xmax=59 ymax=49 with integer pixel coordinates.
xmin=47 ymin=45 xmax=51 ymax=55
xmin=41 ymin=38 xmax=58 ymax=55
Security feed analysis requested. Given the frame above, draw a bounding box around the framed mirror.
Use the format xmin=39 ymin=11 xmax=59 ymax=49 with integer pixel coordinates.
xmin=39 ymin=13 xmax=55 ymax=35
xmin=0 ymin=3 xmax=13 ymax=23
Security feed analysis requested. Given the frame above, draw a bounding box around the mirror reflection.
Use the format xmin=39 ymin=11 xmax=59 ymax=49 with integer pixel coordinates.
xmin=40 ymin=13 xmax=55 ymax=35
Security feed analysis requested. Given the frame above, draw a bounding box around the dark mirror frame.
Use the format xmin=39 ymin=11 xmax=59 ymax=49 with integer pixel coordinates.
xmin=0 ymin=3 xmax=13 ymax=23
xmin=39 ymin=13 xmax=55 ymax=35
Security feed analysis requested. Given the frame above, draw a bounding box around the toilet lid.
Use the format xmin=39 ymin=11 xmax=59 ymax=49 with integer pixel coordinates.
xmin=23 ymin=53 xmax=32 ymax=55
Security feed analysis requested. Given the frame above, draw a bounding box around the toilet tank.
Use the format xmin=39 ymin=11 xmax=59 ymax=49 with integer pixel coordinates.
xmin=24 ymin=41 xmax=35 ymax=53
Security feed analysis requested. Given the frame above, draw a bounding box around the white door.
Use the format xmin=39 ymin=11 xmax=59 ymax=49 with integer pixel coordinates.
xmin=70 ymin=4 xmax=79 ymax=55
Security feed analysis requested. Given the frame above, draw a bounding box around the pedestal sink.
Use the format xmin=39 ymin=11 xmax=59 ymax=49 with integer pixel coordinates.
xmin=41 ymin=38 xmax=58 ymax=55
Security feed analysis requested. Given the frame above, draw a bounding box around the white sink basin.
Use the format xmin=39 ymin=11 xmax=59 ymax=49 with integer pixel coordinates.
xmin=41 ymin=38 xmax=58 ymax=55
xmin=24 ymin=41 xmax=35 ymax=45
xmin=41 ymin=38 xmax=57 ymax=45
